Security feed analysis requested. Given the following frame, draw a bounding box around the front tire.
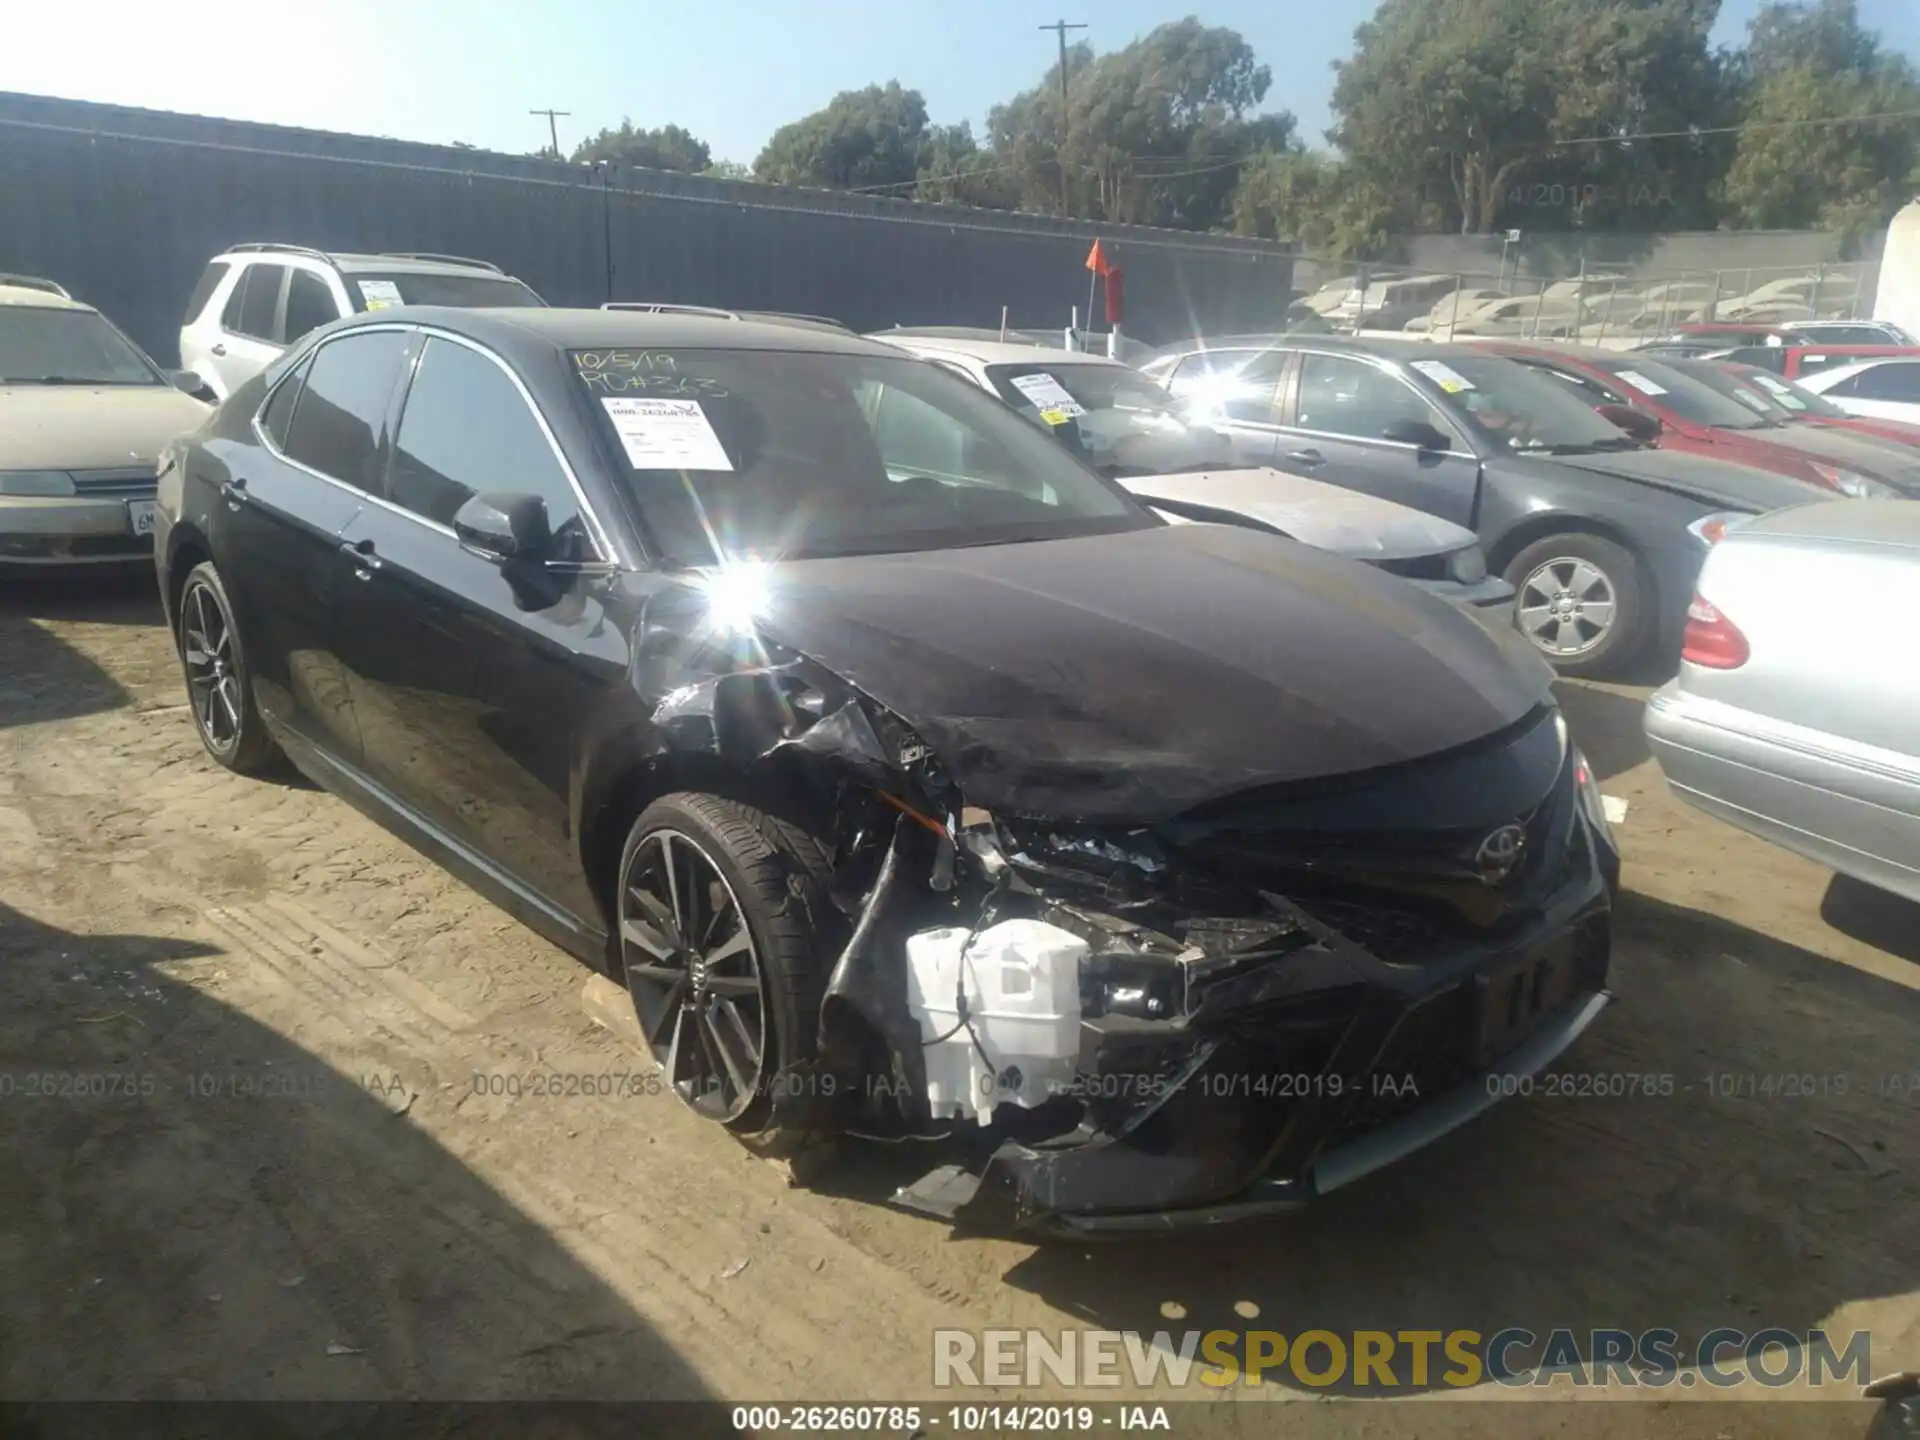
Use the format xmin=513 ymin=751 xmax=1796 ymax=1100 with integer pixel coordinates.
xmin=1503 ymin=532 xmax=1649 ymax=678
xmin=174 ymin=561 xmax=282 ymax=775
xmin=615 ymin=792 xmax=839 ymax=1154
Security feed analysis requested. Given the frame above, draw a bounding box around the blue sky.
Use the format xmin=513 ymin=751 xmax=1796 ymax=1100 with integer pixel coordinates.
xmin=4 ymin=0 xmax=1918 ymax=165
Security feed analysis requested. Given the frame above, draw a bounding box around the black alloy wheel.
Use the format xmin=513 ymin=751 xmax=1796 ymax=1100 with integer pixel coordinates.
xmin=621 ymin=827 xmax=771 ymax=1123
xmin=175 ymin=561 xmax=280 ymax=775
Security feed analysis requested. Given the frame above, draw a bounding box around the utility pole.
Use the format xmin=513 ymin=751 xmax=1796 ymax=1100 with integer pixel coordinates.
xmin=529 ymin=107 xmax=570 ymax=159
xmin=1038 ymin=19 xmax=1086 ymax=217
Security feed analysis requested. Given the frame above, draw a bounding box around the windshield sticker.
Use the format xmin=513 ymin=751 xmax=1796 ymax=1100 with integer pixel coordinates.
xmin=1008 ymin=372 xmax=1087 ymax=417
xmin=1409 ymin=359 xmax=1474 ymax=393
xmin=1614 ymin=369 xmax=1669 ymax=395
xmin=1732 ymin=389 xmax=1771 ymax=413
xmin=600 ymin=397 xmax=734 ymax=471
xmin=1752 ymin=373 xmax=1792 ymax=394
xmin=357 ymin=279 xmax=403 ymax=310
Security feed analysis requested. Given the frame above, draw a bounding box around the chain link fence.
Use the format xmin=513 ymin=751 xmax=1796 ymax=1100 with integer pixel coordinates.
xmin=1288 ymin=257 xmax=1881 ymax=348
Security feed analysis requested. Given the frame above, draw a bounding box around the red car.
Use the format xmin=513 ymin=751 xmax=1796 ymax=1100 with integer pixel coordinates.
xmin=1702 ymin=360 xmax=1920 ymax=449
xmin=1659 ymin=320 xmax=1915 ymax=348
xmin=1461 ymin=342 xmax=1920 ymax=498
xmin=1710 ymin=341 xmax=1920 ymax=381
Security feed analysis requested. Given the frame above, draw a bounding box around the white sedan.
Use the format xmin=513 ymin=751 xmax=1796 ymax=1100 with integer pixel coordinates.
xmin=1645 ymin=499 xmax=1920 ymax=904
xmin=1794 ymin=355 xmax=1920 ymax=424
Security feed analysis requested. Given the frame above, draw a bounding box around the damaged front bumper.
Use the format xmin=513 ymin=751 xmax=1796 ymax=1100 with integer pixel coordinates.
xmin=882 ymin=710 xmax=1617 ymax=1238
xmin=900 ymin=896 xmax=1611 ymax=1237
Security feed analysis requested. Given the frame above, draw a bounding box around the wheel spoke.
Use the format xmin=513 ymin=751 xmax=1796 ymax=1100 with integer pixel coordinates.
xmin=712 ymin=995 xmax=763 ymax=1070
xmin=627 ymin=884 xmax=682 ymax=951
xmin=659 ymin=835 xmax=686 ymax=940
xmin=697 ymin=1006 xmax=749 ymax=1100
xmin=625 ymin=960 xmax=683 ymax=986
xmin=620 ymin=912 xmax=675 ymax=960
xmin=1567 ymin=561 xmax=1607 ymax=599
xmin=1552 ymin=617 xmax=1583 ymax=651
xmin=217 ymin=678 xmax=242 ymax=731
xmin=703 ymin=972 xmax=759 ymax=998
xmin=665 ymin=1005 xmax=692 ymax=1090
xmin=199 ymin=685 xmax=220 ymax=738
xmin=1578 ymin=598 xmax=1615 ymax=628
xmin=701 ymin=884 xmax=735 ymax=947
xmin=648 ymin=978 xmax=687 ymax=1046
xmin=704 ymin=923 xmax=753 ymax=968
xmin=1517 ymin=602 xmax=1555 ymax=635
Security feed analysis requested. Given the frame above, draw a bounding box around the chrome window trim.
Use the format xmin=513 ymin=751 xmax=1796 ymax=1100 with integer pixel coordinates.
xmin=251 ymin=322 xmax=617 ymax=564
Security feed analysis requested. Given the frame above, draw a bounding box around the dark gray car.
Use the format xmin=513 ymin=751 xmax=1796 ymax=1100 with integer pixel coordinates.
xmin=1146 ymin=336 xmax=1837 ymax=676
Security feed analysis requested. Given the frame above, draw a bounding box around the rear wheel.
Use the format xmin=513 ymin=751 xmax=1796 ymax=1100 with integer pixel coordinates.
xmin=1503 ymin=532 xmax=1649 ymax=678
xmin=174 ymin=561 xmax=282 ymax=775
xmin=615 ymin=792 xmax=839 ymax=1153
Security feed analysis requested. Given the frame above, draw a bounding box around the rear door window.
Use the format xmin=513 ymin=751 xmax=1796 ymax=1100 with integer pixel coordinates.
xmin=183 ymin=262 xmax=231 ymax=325
xmin=225 ymin=264 xmax=288 ymax=341
xmin=283 ymin=270 xmax=341 ymax=344
xmin=1839 ymin=363 xmax=1920 ymax=401
xmin=258 ymin=353 xmax=312 ymax=450
xmin=280 ymin=330 xmax=411 ymax=493
xmin=1294 ymin=354 xmax=1452 ymax=440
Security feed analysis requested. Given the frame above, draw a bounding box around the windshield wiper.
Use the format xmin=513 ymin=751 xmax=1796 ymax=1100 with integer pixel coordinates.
xmin=1524 ymin=438 xmax=1644 ymax=455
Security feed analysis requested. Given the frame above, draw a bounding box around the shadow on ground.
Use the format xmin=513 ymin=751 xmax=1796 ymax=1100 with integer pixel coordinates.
xmin=1821 ymin=875 xmax=1920 ymax=967
xmin=981 ymin=889 xmax=1919 ymax=1396
xmin=0 ymin=570 xmax=164 ymax=728
xmin=0 ymin=900 xmax=730 ymax=1426
xmin=1553 ymin=680 xmax=1651 ymax=782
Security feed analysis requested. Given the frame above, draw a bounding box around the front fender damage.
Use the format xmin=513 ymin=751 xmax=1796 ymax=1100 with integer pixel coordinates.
xmin=619 ymin=579 xmax=1611 ymax=1237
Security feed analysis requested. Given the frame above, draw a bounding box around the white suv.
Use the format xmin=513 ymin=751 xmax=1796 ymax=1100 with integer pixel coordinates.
xmin=178 ymin=244 xmax=546 ymax=400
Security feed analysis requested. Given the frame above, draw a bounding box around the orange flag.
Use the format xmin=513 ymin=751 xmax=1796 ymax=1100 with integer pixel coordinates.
xmin=1084 ymin=239 xmax=1113 ymax=276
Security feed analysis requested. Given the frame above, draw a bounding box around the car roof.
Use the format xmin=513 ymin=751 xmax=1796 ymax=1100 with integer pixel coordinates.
xmin=1152 ymin=333 xmax=1468 ymax=363
xmin=1799 ymin=353 xmax=1920 ymax=380
xmin=214 ymin=245 xmax=524 ymax=279
xmin=0 ymin=277 xmax=88 ymax=311
xmin=880 ymin=335 xmax=1129 ymax=368
xmin=1779 ymin=343 xmax=1920 ymax=357
xmin=344 ymin=305 xmax=905 ymax=359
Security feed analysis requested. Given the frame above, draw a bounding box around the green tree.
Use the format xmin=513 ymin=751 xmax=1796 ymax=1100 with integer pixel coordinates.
xmin=985 ymin=18 xmax=1292 ymax=227
xmin=571 ymin=121 xmax=712 ymax=172
xmin=1328 ymin=0 xmax=1727 ymax=235
xmin=913 ymin=123 xmax=1018 ymax=208
xmin=1229 ymin=149 xmax=1406 ymax=260
xmin=1722 ymin=0 xmax=1920 ymax=241
xmin=753 ymin=82 xmax=933 ymax=191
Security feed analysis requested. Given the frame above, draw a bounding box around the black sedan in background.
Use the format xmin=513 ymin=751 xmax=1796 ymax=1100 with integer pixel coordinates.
xmin=1146 ymin=335 xmax=1834 ymax=676
xmin=153 ymin=308 xmax=1616 ymax=1235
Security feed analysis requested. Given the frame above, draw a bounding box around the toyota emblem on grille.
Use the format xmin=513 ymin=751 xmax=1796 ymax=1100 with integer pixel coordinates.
xmin=1474 ymin=823 xmax=1527 ymax=884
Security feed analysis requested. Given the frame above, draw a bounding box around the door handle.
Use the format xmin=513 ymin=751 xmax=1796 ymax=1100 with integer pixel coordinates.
xmin=211 ymin=343 xmax=228 ymax=357
xmin=1285 ymin=448 xmax=1326 ymax=468
xmin=220 ymin=475 xmax=248 ymax=509
xmin=339 ymin=539 xmax=382 ymax=579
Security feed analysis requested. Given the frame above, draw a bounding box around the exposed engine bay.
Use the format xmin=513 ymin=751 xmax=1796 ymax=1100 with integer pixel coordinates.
xmin=620 ymin=553 xmax=1619 ymax=1236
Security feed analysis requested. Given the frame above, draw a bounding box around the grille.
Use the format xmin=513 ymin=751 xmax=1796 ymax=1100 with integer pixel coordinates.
xmin=70 ymin=468 xmax=156 ymax=498
xmin=1301 ymin=894 xmax=1458 ymax=963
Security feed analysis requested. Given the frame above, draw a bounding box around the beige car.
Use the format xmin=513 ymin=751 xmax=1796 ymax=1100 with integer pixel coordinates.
xmin=1 ymin=275 xmax=210 ymax=567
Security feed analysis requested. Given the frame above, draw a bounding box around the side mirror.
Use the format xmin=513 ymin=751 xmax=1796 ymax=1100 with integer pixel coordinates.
xmin=1594 ymin=403 xmax=1661 ymax=442
xmin=453 ymin=491 xmax=551 ymax=562
xmin=1382 ymin=418 xmax=1450 ymax=451
xmin=170 ymin=369 xmax=211 ymax=399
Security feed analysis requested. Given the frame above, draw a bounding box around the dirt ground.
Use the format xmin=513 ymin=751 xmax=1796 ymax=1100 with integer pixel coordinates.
xmin=1 ymin=571 xmax=1915 ymax=1436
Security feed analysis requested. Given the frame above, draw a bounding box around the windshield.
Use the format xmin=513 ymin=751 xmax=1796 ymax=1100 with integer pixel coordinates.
xmin=1411 ymin=354 xmax=1636 ymax=453
xmin=984 ymin=361 xmax=1234 ymax=476
xmin=0 ymin=307 xmax=163 ymax=385
xmin=573 ymin=348 xmax=1156 ymax=564
xmin=1595 ymin=357 xmax=1779 ymax=430
xmin=350 ymin=272 xmax=546 ymax=310
xmin=1728 ymin=366 xmax=1849 ymax=418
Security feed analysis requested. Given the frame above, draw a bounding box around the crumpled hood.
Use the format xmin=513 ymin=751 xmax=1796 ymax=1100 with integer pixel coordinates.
xmin=750 ymin=523 xmax=1553 ymax=822
xmin=0 ymin=385 xmax=210 ymax=470
xmin=1118 ymin=467 xmax=1479 ymax=561
xmin=1533 ymin=446 xmax=1834 ymax=512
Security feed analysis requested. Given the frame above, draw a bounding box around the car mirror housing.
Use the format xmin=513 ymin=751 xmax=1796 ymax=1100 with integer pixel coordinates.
xmin=1381 ymin=418 xmax=1449 ymax=451
xmin=454 ymin=491 xmax=551 ymax=562
xmin=170 ymin=369 xmax=211 ymax=398
xmin=1594 ymin=403 xmax=1661 ymax=441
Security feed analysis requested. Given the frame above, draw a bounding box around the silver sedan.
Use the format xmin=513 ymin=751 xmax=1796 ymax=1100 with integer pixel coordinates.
xmin=1645 ymin=498 xmax=1920 ymax=903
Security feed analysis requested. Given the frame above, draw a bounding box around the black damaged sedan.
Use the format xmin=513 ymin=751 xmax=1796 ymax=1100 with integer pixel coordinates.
xmin=154 ymin=308 xmax=1618 ymax=1236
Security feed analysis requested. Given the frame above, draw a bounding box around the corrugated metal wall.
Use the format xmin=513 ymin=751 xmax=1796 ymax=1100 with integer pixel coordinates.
xmin=0 ymin=93 xmax=1295 ymax=366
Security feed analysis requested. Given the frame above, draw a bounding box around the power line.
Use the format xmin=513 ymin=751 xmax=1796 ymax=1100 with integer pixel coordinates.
xmin=529 ymin=107 xmax=570 ymax=157
xmin=1039 ymin=19 xmax=1087 ymax=215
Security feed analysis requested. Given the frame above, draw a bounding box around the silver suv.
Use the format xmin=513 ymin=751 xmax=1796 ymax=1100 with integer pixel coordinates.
xmin=178 ymin=244 xmax=545 ymax=400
